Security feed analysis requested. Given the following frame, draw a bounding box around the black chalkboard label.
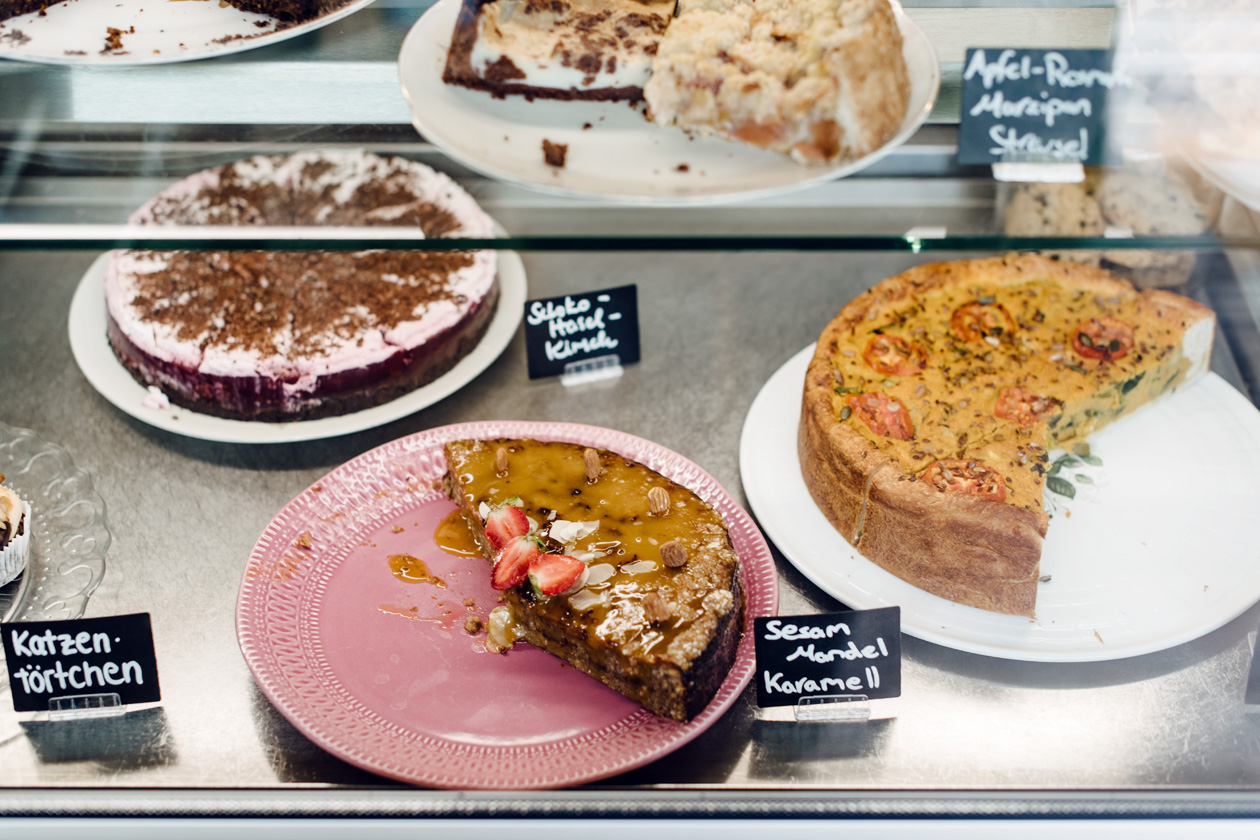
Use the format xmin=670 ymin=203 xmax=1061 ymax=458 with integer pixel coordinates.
xmin=523 ymin=284 xmax=640 ymax=380
xmin=2 ymin=613 xmax=161 ymax=712
xmin=754 ymin=608 xmax=901 ymax=708
xmin=958 ymin=48 xmax=1130 ymax=166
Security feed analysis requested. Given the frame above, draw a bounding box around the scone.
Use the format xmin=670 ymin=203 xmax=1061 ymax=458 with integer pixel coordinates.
xmin=443 ymin=438 xmax=745 ymax=721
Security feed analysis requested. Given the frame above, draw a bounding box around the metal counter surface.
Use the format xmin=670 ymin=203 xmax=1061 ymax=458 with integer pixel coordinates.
xmin=3 ymin=247 xmax=1260 ymax=814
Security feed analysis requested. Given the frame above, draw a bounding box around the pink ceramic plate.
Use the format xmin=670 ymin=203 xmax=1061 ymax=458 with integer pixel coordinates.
xmin=236 ymin=420 xmax=778 ymax=789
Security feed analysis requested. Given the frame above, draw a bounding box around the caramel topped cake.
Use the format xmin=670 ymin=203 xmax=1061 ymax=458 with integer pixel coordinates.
xmin=105 ymin=151 xmax=498 ymax=422
xmin=644 ymin=0 xmax=910 ymax=164
xmin=443 ymin=438 xmax=744 ymax=721
xmin=799 ymin=255 xmax=1214 ymax=616
xmin=443 ymin=0 xmax=676 ymax=101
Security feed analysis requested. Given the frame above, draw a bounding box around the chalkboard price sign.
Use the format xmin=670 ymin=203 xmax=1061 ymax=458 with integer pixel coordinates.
xmin=523 ymin=284 xmax=641 ymax=380
xmin=958 ymin=48 xmax=1131 ymax=166
xmin=2 ymin=613 xmax=161 ymax=712
xmin=754 ymin=607 xmax=901 ymax=708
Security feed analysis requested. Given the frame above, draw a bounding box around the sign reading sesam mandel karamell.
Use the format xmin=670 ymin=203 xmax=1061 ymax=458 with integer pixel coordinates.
xmin=958 ymin=48 xmax=1132 ymax=166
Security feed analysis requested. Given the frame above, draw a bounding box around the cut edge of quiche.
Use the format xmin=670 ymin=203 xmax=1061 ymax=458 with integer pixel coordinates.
xmin=799 ymin=254 xmax=1215 ymax=617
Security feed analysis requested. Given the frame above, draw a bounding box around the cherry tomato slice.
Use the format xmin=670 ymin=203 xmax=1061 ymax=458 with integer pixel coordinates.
xmin=923 ymin=459 xmax=1007 ymax=502
xmin=995 ymin=387 xmax=1064 ymax=429
xmin=845 ymin=393 xmax=914 ymax=441
xmin=863 ymin=334 xmax=928 ymax=376
xmin=1072 ymin=317 xmax=1134 ymax=361
xmin=951 ymin=301 xmax=1015 ymax=343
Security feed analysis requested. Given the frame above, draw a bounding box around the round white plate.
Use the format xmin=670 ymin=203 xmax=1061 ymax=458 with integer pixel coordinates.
xmin=68 ymin=249 xmax=525 ymax=444
xmin=0 ymin=0 xmax=373 ymax=65
xmin=397 ymin=0 xmax=940 ymax=205
xmin=740 ymin=345 xmax=1260 ymax=662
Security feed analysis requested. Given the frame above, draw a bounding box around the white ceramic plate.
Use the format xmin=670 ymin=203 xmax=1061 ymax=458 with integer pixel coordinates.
xmin=397 ymin=0 xmax=940 ymax=205
xmin=0 ymin=0 xmax=373 ymax=65
xmin=740 ymin=345 xmax=1260 ymax=662
xmin=67 ymin=249 xmax=526 ymax=444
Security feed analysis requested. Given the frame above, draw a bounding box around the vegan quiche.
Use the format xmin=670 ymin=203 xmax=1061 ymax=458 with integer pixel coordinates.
xmin=799 ymin=254 xmax=1215 ymax=617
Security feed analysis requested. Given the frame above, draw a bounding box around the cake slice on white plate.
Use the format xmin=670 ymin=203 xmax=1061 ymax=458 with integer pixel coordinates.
xmin=644 ymin=0 xmax=910 ymax=164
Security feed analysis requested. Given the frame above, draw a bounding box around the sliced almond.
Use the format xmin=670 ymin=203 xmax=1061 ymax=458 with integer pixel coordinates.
xmin=660 ymin=540 xmax=688 ymax=568
xmin=495 ymin=447 xmax=509 ymax=476
xmin=648 ymin=486 xmax=670 ymax=516
xmin=583 ymin=447 xmax=602 ymax=483
xmin=643 ymin=591 xmax=671 ymax=624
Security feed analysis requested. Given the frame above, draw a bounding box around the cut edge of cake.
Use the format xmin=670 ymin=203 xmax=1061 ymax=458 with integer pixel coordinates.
xmin=442 ymin=0 xmax=676 ymax=102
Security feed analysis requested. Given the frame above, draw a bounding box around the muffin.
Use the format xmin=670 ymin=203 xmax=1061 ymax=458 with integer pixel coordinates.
xmin=0 ymin=472 xmax=31 ymax=587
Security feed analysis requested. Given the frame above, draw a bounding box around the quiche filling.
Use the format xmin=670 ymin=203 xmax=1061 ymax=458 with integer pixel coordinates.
xmin=825 ymin=276 xmax=1210 ymax=519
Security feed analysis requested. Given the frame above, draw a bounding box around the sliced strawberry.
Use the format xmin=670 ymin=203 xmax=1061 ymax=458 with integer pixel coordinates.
xmin=527 ymin=554 xmax=587 ymax=597
xmin=491 ymin=535 xmax=540 ymax=590
xmin=484 ymin=499 xmax=530 ymax=551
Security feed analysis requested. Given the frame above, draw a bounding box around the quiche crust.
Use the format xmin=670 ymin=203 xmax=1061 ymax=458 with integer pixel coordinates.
xmin=799 ymin=254 xmax=1215 ymax=617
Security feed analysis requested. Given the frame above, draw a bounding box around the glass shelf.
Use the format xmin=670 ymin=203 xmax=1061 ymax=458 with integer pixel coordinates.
xmin=5 ymin=0 xmax=1260 ymax=829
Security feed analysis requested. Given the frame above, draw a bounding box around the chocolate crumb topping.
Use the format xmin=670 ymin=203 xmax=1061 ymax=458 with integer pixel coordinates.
xmin=127 ymin=250 xmax=476 ymax=358
xmin=484 ymin=55 xmax=526 ymax=82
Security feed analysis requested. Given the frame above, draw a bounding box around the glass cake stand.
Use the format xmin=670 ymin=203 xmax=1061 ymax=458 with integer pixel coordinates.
xmin=0 ymin=421 xmax=109 ymax=624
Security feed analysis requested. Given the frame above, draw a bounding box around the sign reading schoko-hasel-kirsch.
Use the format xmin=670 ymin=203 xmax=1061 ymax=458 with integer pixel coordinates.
xmin=958 ymin=48 xmax=1131 ymax=166
xmin=524 ymin=284 xmax=640 ymax=380
xmin=2 ymin=613 xmax=161 ymax=712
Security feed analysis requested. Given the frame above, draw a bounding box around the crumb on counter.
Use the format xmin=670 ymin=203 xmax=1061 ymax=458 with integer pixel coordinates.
xmin=464 ymin=616 xmax=483 ymax=634
xmin=542 ymin=139 xmax=568 ymax=168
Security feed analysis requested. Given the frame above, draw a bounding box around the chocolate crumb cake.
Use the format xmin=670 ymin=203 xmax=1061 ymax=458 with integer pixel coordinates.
xmin=443 ymin=438 xmax=744 ymax=721
xmin=443 ymin=0 xmax=676 ymax=101
xmin=105 ymin=151 xmax=498 ymax=422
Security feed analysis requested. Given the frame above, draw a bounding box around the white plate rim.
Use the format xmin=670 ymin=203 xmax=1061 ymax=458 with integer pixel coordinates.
xmin=68 ymin=246 xmax=525 ymax=444
xmin=396 ymin=0 xmax=940 ymax=206
xmin=740 ymin=344 xmax=1260 ymax=663
xmin=0 ymin=0 xmax=376 ymax=66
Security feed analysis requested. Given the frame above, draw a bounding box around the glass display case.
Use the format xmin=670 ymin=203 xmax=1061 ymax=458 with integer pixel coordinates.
xmin=3 ymin=0 xmax=1260 ymax=834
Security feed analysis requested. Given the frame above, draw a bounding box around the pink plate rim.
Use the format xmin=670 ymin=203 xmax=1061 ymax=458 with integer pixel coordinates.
xmin=235 ymin=420 xmax=779 ymax=789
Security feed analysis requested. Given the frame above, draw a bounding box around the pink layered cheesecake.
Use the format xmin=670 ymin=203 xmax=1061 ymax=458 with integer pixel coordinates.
xmin=105 ymin=151 xmax=499 ymax=422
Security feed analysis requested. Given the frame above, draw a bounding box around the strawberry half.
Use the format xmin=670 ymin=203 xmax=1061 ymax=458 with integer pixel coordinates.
xmin=527 ymin=554 xmax=587 ymax=597
xmin=491 ymin=535 xmax=541 ymax=590
xmin=484 ymin=498 xmax=530 ymax=551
